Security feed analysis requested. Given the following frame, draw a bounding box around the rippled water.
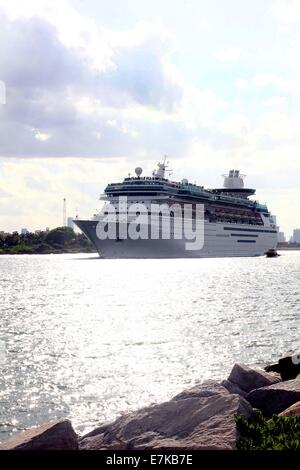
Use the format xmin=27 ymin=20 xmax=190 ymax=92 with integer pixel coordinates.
xmin=0 ymin=251 xmax=299 ymax=442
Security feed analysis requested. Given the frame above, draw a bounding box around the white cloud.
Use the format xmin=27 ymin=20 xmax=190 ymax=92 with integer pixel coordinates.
xmin=263 ymin=96 xmax=286 ymax=107
xmin=213 ymin=47 xmax=244 ymax=62
xmin=236 ymin=78 xmax=249 ymax=92
xmin=254 ymin=73 xmax=300 ymax=93
xmin=219 ymin=113 xmax=250 ymax=137
xmin=0 ymin=1 xmax=226 ymax=159
xmin=272 ymin=0 xmax=300 ymax=24
xmin=34 ymin=130 xmax=51 ymax=142
xmin=177 ymin=86 xmax=226 ymax=128
xmin=196 ymin=18 xmax=212 ymax=33
xmin=0 ymin=0 xmax=113 ymax=71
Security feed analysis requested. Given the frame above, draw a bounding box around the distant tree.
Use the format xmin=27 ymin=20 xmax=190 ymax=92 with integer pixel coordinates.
xmin=0 ymin=232 xmax=6 ymax=248
xmin=5 ymin=231 xmax=21 ymax=247
xmin=45 ymin=227 xmax=76 ymax=246
xmin=0 ymin=227 xmax=95 ymax=254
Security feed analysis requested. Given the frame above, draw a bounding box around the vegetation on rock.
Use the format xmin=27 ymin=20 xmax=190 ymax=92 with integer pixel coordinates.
xmin=236 ymin=409 xmax=300 ymax=450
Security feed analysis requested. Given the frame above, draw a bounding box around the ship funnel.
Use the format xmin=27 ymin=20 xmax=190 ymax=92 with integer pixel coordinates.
xmin=223 ymin=170 xmax=245 ymax=189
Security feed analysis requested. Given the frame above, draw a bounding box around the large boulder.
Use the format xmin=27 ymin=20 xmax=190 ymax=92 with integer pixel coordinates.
xmin=222 ymin=363 xmax=281 ymax=396
xmin=79 ymin=382 xmax=252 ymax=450
xmin=265 ymin=349 xmax=300 ymax=380
xmin=279 ymin=401 xmax=300 ymax=417
xmin=264 ymin=363 xmax=281 ymax=374
xmin=247 ymin=375 xmax=300 ymax=418
xmin=171 ymin=380 xmax=229 ymax=400
xmin=220 ymin=379 xmax=247 ymax=397
xmin=0 ymin=420 xmax=78 ymax=450
xmin=278 ymin=350 xmax=300 ymax=380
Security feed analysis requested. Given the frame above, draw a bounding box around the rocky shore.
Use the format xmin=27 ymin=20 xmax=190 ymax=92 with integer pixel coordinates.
xmin=0 ymin=350 xmax=299 ymax=451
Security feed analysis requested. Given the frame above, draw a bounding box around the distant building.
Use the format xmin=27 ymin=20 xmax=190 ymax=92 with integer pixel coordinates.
xmin=278 ymin=232 xmax=286 ymax=243
xmin=67 ymin=217 xmax=74 ymax=230
xmin=21 ymin=228 xmax=28 ymax=235
xmin=292 ymin=229 xmax=300 ymax=243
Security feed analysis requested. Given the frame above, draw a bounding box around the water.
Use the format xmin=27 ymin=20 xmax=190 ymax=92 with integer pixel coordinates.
xmin=0 ymin=251 xmax=299 ymax=442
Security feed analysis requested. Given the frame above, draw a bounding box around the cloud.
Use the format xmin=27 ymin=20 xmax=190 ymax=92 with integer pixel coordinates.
xmin=99 ymin=22 xmax=183 ymax=111
xmin=272 ymin=0 xmax=300 ymax=24
xmin=196 ymin=18 xmax=212 ymax=33
xmin=263 ymin=96 xmax=286 ymax=107
xmin=0 ymin=0 xmax=114 ymax=70
xmin=0 ymin=79 xmax=5 ymax=104
xmin=213 ymin=47 xmax=244 ymax=62
xmin=33 ymin=129 xmax=51 ymax=142
xmin=0 ymin=14 xmax=86 ymax=90
xmin=0 ymin=188 xmax=11 ymax=198
xmin=0 ymin=1 xmax=225 ymax=159
xmin=236 ymin=79 xmax=250 ymax=92
xmin=254 ymin=73 xmax=300 ymax=93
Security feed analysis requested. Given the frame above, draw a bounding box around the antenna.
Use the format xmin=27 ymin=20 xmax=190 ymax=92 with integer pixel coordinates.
xmin=163 ymin=155 xmax=171 ymax=166
xmin=63 ymin=198 xmax=67 ymax=227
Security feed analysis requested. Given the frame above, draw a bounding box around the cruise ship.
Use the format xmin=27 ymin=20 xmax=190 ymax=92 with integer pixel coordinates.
xmin=74 ymin=159 xmax=278 ymax=258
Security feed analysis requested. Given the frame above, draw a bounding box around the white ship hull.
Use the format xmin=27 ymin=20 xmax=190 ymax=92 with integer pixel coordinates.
xmin=75 ymin=219 xmax=278 ymax=258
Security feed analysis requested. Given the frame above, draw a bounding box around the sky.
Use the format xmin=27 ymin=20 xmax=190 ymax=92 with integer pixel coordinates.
xmin=0 ymin=0 xmax=300 ymax=238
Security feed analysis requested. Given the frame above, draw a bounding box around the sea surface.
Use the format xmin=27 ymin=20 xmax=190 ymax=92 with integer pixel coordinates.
xmin=0 ymin=251 xmax=299 ymax=442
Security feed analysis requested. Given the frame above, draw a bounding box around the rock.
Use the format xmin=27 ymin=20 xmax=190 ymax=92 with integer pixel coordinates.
xmin=171 ymin=380 xmax=230 ymax=400
xmin=278 ymin=350 xmax=300 ymax=380
xmin=265 ymin=363 xmax=281 ymax=374
xmin=79 ymin=382 xmax=252 ymax=450
xmin=265 ymin=350 xmax=300 ymax=380
xmin=247 ymin=375 xmax=300 ymax=418
xmin=221 ymin=379 xmax=247 ymax=397
xmin=279 ymin=401 xmax=300 ymax=417
xmin=225 ymin=363 xmax=281 ymax=395
xmin=0 ymin=420 xmax=78 ymax=450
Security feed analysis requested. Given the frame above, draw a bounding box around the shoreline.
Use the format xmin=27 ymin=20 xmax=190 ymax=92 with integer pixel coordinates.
xmin=0 ymin=248 xmax=298 ymax=256
xmin=0 ymin=249 xmax=97 ymax=255
xmin=0 ymin=350 xmax=299 ymax=450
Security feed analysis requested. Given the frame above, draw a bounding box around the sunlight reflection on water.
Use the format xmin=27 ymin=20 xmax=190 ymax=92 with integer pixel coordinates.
xmin=0 ymin=251 xmax=299 ymax=441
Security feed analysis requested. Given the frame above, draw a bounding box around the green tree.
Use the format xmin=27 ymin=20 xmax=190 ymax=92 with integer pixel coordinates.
xmin=45 ymin=227 xmax=76 ymax=246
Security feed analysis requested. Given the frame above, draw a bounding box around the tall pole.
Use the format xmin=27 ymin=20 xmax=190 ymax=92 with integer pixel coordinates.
xmin=63 ymin=198 xmax=67 ymax=227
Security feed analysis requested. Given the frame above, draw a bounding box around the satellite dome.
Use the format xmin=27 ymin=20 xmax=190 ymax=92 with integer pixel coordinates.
xmin=135 ymin=167 xmax=143 ymax=177
xmin=182 ymin=178 xmax=188 ymax=185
